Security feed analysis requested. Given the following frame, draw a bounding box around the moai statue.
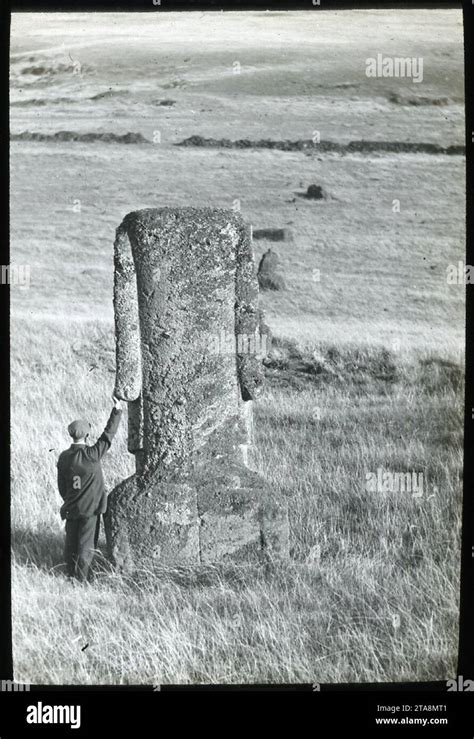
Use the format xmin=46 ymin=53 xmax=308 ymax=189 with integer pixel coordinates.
xmin=104 ymin=207 xmax=289 ymax=569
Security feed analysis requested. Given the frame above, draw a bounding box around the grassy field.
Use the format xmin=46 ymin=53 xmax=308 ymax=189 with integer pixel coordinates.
xmin=11 ymin=327 xmax=463 ymax=684
xmin=10 ymin=10 xmax=465 ymax=684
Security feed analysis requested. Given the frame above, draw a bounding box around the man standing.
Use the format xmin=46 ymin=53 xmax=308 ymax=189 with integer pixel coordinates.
xmin=57 ymin=396 xmax=123 ymax=581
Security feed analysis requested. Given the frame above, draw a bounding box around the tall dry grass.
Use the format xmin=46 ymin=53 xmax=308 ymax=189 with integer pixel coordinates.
xmin=11 ymin=319 xmax=463 ymax=684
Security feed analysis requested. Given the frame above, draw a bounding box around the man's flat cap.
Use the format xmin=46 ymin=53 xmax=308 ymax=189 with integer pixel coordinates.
xmin=68 ymin=419 xmax=91 ymax=440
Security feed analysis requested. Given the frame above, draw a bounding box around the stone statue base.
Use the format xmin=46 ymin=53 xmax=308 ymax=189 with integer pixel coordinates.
xmin=104 ymin=463 xmax=289 ymax=570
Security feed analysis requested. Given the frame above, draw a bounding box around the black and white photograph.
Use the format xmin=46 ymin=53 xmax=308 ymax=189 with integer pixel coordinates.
xmin=6 ymin=2 xmax=468 ymax=697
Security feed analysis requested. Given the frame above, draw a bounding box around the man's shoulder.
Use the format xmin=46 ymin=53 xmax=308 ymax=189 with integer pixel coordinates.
xmin=81 ymin=445 xmax=103 ymax=464
xmin=58 ymin=445 xmax=101 ymax=468
xmin=57 ymin=446 xmax=84 ymax=462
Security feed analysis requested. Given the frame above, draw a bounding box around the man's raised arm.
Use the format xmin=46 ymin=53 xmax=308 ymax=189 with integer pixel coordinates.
xmin=85 ymin=397 xmax=123 ymax=462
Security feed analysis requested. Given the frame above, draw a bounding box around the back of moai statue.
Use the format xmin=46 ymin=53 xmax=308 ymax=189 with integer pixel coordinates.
xmin=104 ymin=207 xmax=289 ymax=569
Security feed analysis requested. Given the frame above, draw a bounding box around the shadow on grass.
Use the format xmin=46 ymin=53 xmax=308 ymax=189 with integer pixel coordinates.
xmin=264 ymin=339 xmax=464 ymax=394
xmin=11 ymin=524 xmax=298 ymax=590
xmin=120 ymin=558 xmax=322 ymax=596
xmin=11 ymin=524 xmax=113 ymax=579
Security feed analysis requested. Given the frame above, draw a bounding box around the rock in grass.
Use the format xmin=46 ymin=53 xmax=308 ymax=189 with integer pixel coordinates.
xmin=257 ymin=249 xmax=286 ymax=291
xmin=252 ymin=227 xmax=293 ymax=242
xmin=305 ymin=184 xmax=325 ymax=200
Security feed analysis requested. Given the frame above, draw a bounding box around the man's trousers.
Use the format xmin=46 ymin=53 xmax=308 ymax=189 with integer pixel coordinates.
xmin=64 ymin=515 xmax=101 ymax=581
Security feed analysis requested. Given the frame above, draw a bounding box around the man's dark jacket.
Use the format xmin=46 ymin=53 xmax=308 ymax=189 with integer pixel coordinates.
xmin=57 ymin=408 xmax=122 ymax=520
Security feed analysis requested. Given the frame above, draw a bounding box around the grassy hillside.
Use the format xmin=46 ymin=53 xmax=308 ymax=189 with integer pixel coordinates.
xmin=10 ymin=143 xmax=465 ymax=349
xmin=10 ymin=10 xmax=465 ymax=684
xmin=12 ymin=327 xmax=463 ymax=683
